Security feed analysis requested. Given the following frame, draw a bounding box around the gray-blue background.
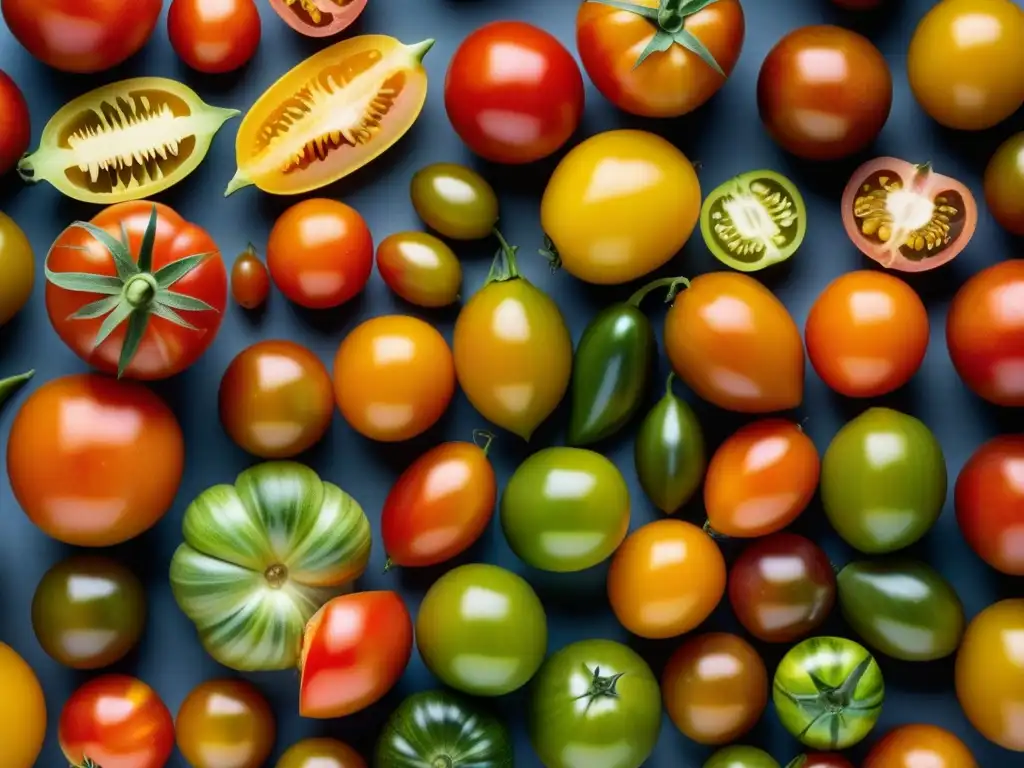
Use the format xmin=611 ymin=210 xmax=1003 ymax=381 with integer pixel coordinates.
xmin=2 ymin=0 xmax=1022 ymax=765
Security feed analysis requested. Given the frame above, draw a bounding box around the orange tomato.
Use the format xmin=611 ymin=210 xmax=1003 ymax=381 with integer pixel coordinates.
xmin=167 ymin=0 xmax=261 ymax=75
xmin=863 ymin=724 xmax=977 ymax=768
xmin=0 ymin=643 xmax=46 ymax=768
xmin=333 ymin=315 xmax=455 ymax=442
xmin=175 ymin=679 xmax=275 ymax=768
xmin=705 ymin=419 xmax=820 ymax=537
xmin=231 ymin=245 xmax=271 ymax=310
xmin=276 ymin=738 xmax=366 ymax=768
xmin=608 ymin=519 xmax=726 ymax=639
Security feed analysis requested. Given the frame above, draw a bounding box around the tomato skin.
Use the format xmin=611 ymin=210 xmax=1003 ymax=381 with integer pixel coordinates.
xmin=410 ymin=163 xmax=500 ymax=242
xmin=956 ymin=436 xmax=1024 ymax=575
xmin=7 ymin=374 xmax=185 ymax=547
xmin=863 ymin=724 xmax=976 ymax=768
xmin=376 ymin=232 xmax=462 ymax=308
xmin=0 ymin=71 xmax=29 ymax=176
xmin=0 ymin=211 xmax=34 ymax=327
xmin=268 ymin=0 xmax=367 ymax=38
xmin=278 ymin=738 xmax=366 ymax=768
xmin=790 ymin=754 xmax=855 ymax=768
xmin=175 ymin=680 xmax=275 ymax=768
xmin=0 ymin=642 xmax=46 ymax=768
xmin=985 ymin=133 xmax=1024 ymax=236
xmin=168 ymin=0 xmax=261 ymax=74
xmin=445 ymin=21 xmax=584 ymax=164
xmin=231 ymin=247 xmax=271 ymax=310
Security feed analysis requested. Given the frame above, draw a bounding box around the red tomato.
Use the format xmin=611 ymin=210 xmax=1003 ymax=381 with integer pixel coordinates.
xmin=955 ymin=436 xmax=1024 ymax=576
xmin=0 ymin=71 xmax=29 ymax=176
xmin=231 ymin=246 xmax=271 ymax=310
xmin=268 ymin=0 xmax=368 ymax=38
xmin=267 ymin=199 xmax=374 ymax=310
xmin=445 ymin=21 xmax=585 ymax=164
xmin=791 ymin=755 xmax=856 ymax=768
xmin=299 ymin=591 xmax=413 ymax=719
xmin=59 ymin=675 xmax=175 ymax=768
xmin=168 ymin=0 xmax=261 ymax=75
xmin=863 ymin=724 xmax=977 ymax=768
xmin=1 ymin=0 xmax=162 ymax=73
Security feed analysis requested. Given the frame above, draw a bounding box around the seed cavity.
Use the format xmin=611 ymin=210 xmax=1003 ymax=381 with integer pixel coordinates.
xmin=706 ymin=176 xmax=802 ymax=264
xmin=283 ymin=0 xmax=357 ymax=28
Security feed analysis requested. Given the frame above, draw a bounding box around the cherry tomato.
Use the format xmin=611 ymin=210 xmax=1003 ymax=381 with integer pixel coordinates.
xmin=176 ymin=679 xmax=275 ymax=768
xmin=376 ymin=232 xmax=462 ymax=308
xmin=0 ymin=211 xmax=34 ymax=327
xmin=59 ymin=675 xmax=175 ymax=768
xmin=410 ymin=163 xmax=499 ymax=241
xmin=299 ymin=591 xmax=414 ymax=719
xmin=789 ymin=754 xmax=855 ymax=768
xmin=268 ymin=0 xmax=367 ymax=38
xmin=608 ymin=519 xmax=726 ymax=640
xmin=267 ymin=199 xmax=374 ymax=310
xmin=576 ymin=0 xmax=745 ymax=118
xmin=757 ymin=25 xmax=892 ymax=160
xmin=276 ymin=739 xmax=366 ymax=768
xmin=984 ymin=132 xmax=1024 ymax=236
xmin=0 ymin=71 xmax=29 ymax=176
xmin=0 ymin=642 xmax=46 ymax=768
xmin=863 ymin=724 xmax=977 ymax=768
xmin=231 ymin=245 xmax=271 ymax=310
xmin=662 ymin=632 xmax=767 ymax=746
xmin=219 ymin=340 xmax=334 ymax=459
xmin=7 ymin=374 xmax=184 ymax=547
xmin=806 ymin=271 xmax=929 ymax=398
xmin=445 ymin=21 xmax=585 ymax=164
xmin=168 ymin=0 xmax=261 ymax=74
xmin=955 ymin=436 xmax=1024 ymax=575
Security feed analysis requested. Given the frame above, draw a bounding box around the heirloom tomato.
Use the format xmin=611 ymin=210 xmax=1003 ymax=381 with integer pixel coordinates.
xmin=60 ymin=675 xmax=175 ymax=768
xmin=706 ymin=747 xmax=779 ymax=768
xmin=168 ymin=0 xmax=261 ymax=74
xmin=0 ymin=211 xmax=34 ymax=326
xmin=45 ymin=202 xmax=228 ymax=380
xmin=786 ymin=755 xmax=854 ymax=768
xmin=376 ymin=232 xmax=462 ymax=308
xmin=956 ymin=436 xmax=1024 ymax=575
xmin=231 ymin=245 xmax=271 ymax=309
xmin=269 ymin=0 xmax=366 ymax=38
xmin=576 ymin=0 xmax=744 ymax=119
xmin=176 ymin=680 xmax=275 ymax=768
xmin=0 ymin=643 xmax=46 ymax=768
xmin=279 ymin=739 xmax=366 ymax=768
xmin=863 ymin=724 xmax=976 ymax=768
xmin=985 ymin=132 xmax=1024 ymax=235
xmin=410 ymin=163 xmax=500 ymax=241
xmin=0 ymin=71 xmax=29 ymax=176
xmin=7 ymin=374 xmax=184 ymax=547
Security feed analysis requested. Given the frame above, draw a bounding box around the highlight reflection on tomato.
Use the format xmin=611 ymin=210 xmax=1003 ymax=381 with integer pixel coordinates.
xmin=176 ymin=679 xmax=275 ymax=768
xmin=231 ymin=246 xmax=271 ymax=310
xmin=956 ymin=436 xmax=1024 ymax=575
xmin=168 ymin=0 xmax=261 ymax=75
xmin=863 ymin=724 xmax=977 ymax=768
xmin=276 ymin=738 xmax=366 ymax=768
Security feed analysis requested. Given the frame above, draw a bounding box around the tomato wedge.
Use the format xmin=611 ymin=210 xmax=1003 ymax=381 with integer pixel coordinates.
xmin=225 ymin=35 xmax=433 ymax=197
xmin=269 ymin=0 xmax=367 ymax=38
xmin=841 ymin=157 xmax=977 ymax=273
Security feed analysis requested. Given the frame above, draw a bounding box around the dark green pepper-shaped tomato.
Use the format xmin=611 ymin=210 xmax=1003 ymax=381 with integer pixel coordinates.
xmin=634 ymin=373 xmax=706 ymax=514
xmin=376 ymin=689 xmax=513 ymax=768
xmin=705 ymin=746 xmax=781 ymax=768
xmin=821 ymin=408 xmax=946 ymax=554
xmin=837 ymin=559 xmax=965 ymax=661
xmin=410 ymin=162 xmax=499 ymax=241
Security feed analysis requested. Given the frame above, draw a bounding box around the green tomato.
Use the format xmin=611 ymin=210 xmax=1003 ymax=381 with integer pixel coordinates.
xmin=410 ymin=162 xmax=499 ymax=240
xmin=821 ymin=408 xmax=946 ymax=554
xmin=528 ymin=639 xmax=661 ymax=768
xmin=376 ymin=689 xmax=513 ymax=768
xmin=377 ymin=231 xmax=462 ymax=308
xmin=837 ymin=558 xmax=965 ymax=661
xmin=704 ymin=746 xmax=781 ymax=768
xmin=773 ymin=636 xmax=884 ymax=750
xmin=501 ymin=448 xmax=630 ymax=572
xmin=416 ymin=563 xmax=547 ymax=696
xmin=169 ymin=461 xmax=371 ymax=671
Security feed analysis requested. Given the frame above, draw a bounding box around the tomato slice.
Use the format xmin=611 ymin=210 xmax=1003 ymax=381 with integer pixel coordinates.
xmin=268 ymin=0 xmax=368 ymax=38
xmin=225 ymin=35 xmax=433 ymax=197
xmin=700 ymin=170 xmax=807 ymax=272
xmin=841 ymin=157 xmax=977 ymax=273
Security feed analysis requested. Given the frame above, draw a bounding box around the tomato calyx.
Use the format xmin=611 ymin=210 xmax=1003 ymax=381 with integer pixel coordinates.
xmin=74 ymin=757 xmax=102 ymax=768
xmin=472 ymin=429 xmax=496 ymax=457
xmin=486 ymin=229 xmax=525 ymax=284
xmin=573 ymin=664 xmax=627 ymax=709
xmin=702 ymin=518 xmax=729 ymax=541
xmin=628 ymin=276 xmax=691 ymax=307
xmin=0 ymin=370 xmax=33 ymax=411
xmin=775 ymin=654 xmax=880 ymax=738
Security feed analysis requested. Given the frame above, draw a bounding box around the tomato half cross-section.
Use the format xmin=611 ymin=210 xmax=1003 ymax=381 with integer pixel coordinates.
xmin=269 ymin=0 xmax=368 ymax=38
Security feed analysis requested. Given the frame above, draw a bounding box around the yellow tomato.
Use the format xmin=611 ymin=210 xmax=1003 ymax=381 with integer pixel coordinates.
xmin=540 ymin=129 xmax=701 ymax=285
xmin=0 ymin=643 xmax=46 ymax=768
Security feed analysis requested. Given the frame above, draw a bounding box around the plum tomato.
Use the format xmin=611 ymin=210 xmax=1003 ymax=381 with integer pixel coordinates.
xmin=757 ymin=25 xmax=892 ymax=161
xmin=176 ymin=679 xmax=275 ymax=768
xmin=168 ymin=0 xmax=261 ymax=74
xmin=662 ymin=633 xmax=768 ymax=746
xmin=334 ymin=315 xmax=455 ymax=442
xmin=376 ymin=232 xmax=462 ymax=308
xmin=863 ymin=724 xmax=976 ymax=768
xmin=0 ymin=211 xmax=34 ymax=327
xmin=787 ymin=755 xmax=855 ymax=768
xmin=984 ymin=132 xmax=1024 ymax=236
xmin=908 ymin=0 xmax=1024 ymax=131
xmin=806 ymin=271 xmax=930 ymax=398
xmin=231 ymin=245 xmax=271 ymax=310
xmin=445 ymin=21 xmax=584 ymax=164
xmin=576 ymin=0 xmax=745 ymax=118
xmin=728 ymin=533 xmax=836 ymax=644
xmin=277 ymin=738 xmax=366 ymax=768
xmin=608 ymin=519 xmax=726 ymax=639
xmin=7 ymin=374 xmax=184 ymax=547
xmin=841 ymin=158 xmax=977 ymax=273
xmin=410 ymin=163 xmax=499 ymax=241
xmin=219 ymin=339 xmax=335 ymax=459
xmin=60 ymin=675 xmax=175 ymax=768
xmin=0 ymin=71 xmax=29 ymax=176
xmin=0 ymin=642 xmax=47 ymax=768
xmin=268 ymin=0 xmax=367 ymax=39
xmin=267 ymin=199 xmax=374 ymax=310
xmin=956 ymin=436 xmax=1024 ymax=575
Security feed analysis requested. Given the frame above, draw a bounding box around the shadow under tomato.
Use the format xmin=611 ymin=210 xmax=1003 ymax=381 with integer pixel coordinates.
xmin=518 ymin=561 xmax=611 ymax=616
xmin=390 ymin=539 xmax=492 ymax=595
xmin=823 ymin=378 xmax=926 ymax=424
xmin=961 ymin=392 xmax=1024 ymax=438
xmin=819 ymin=0 xmax=912 ymax=37
xmin=928 ymin=115 xmax=1023 ymax=178
xmin=286 ymin=292 xmax=368 ymax=338
xmin=776 ymin=145 xmax=879 ymax=202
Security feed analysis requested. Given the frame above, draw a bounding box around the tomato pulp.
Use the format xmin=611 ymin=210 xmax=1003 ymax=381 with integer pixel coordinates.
xmin=269 ymin=0 xmax=368 ymax=38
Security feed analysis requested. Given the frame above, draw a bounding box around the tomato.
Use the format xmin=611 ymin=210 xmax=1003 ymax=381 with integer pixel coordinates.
xmin=381 ymin=436 xmax=497 ymax=568
xmin=176 ymin=679 xmax=275 ymax=768
xmin=787 ymin=754 xmax=855 ymax=768
xmin=662 ymin=633 xmax=767 ymax=746
xmin=45 ymin=201 xmax=228 ymax=380
xmin=1 ymin=0 xmax=162 ymax=73
xmin=528 ymin=639 xmax=661 ymax=768
xmin=956 ymin=436 xmax=1024 ymax=575
xmin=608 ymin=519 xmax=726 ymax=639
xmin=541 ymin=130 xmax=701 ymax=285
xmin=7 ymin=374 xmax=184 ymax=547
xmin=0 ymin=643 xmax=46 ymax=768
xmin=576 ymin=0 xmax=744 ymax=119
xmin=268 ymin=0 xmax=367 ymax=38
xmin=728 ymin=533 xmax=835 ymax=644
xmin=410 ymin=163 xmax=500 ymax=241
xmin=334 ymin=315 xmax=455 ymax=442
xmin=947 ymin=260 xmax=1024 ymax=406
xmin=863 ymin=724 xmax=976 ymax=768
xmin=299 ymin=591 xmax=413 ymax=718
xmin=376 ymin=232 xmax=462 ymax=308
xmin=806 ymin=271 xmax=930 ymax=397
xmin=757 ymin=25 xmax=892 ymax=160
xmin=267 ymin=199 xmax=373 ymax=310
xmin=666 ymin=272 xmax=804 ymax=413
xmin=32 ymin=554 xmax=146 ymax=670
xmin=416 ymin=563 xmax=547 ymax=696
xmin=956 ymin=599 xmax=1024 ymax=751
xmin=278 ymin=739 xmax=366 ymax=768
xmin=706 ymin=747 xmax=779 ymax=768
xmin=0 ymin=211 xmax=34 ymax=326
xmin=60 ymin=675 xmax=175 ymax=768
xmin=445 ymin=21 xmax=584 ymax=164
xmin=219 ymin=340 xmax=335 ymax=459
xmin=908 ymin=0 xmax=1024 ymax=131
xmin=168 ymin=0 xmax=261 ymax=74
xmin=0 ymin=71 xmax=29 ymax=176
xmin=985 ymin=133 xmax=1024 ymax=235
xmin=231 ymin=245 xmax=271 ymax=310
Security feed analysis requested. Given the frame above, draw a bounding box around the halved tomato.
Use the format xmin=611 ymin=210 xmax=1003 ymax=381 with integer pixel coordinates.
xmin=269 ymin=0 xmax=367 ymax=38
xmin=225 ymin=35 xmax=433 ymax=197
xmin=841 ymin=158 xmax=977 ymax=273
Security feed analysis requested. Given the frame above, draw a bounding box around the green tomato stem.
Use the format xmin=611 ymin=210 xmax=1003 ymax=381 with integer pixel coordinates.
xmin=702 ymin=518 xmax=728 ymax=541
xmin=659 ymin=0 xmax=689 ymax=32
xmin=664 ymin=371 xmax=677 ymax=397
xmin=383 ymin=557 xmax=394 ymax=575
xmin=0 ymin=370 xmax=33 ymax=411
xmin=472 ymin=429 xmax=496 ymax=457
xmin=627 ymin=276 xmax=690 ymax=308
xmin=124 ymin=274 xmax=157 ymax=308
xmin=486 ymin=228 xmax=522 ymax=283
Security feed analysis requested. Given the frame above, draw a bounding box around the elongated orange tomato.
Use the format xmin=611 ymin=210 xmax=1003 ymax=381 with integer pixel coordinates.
xmin=225 ymin=35 xmax=434 ymax=196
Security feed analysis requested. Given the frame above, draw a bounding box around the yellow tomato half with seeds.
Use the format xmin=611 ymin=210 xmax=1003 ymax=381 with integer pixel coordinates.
xmin=0 ymin=643 xmax=46 ymax=768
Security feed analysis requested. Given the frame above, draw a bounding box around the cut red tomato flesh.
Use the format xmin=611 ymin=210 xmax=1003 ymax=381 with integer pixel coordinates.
xmin=268 ymin=0 xmax=368 ymax=38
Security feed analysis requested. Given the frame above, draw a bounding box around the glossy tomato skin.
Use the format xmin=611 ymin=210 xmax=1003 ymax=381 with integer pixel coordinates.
xmin=0 ymin=211 xmax=34 ymax=326
xmin=985 ymin=133 xmax=1024 ymax=235
xmin=445 ymin=21 xmax=584 ymax=164
xmin=168 ymin=0 xmax=261 ymax=74
xmin=175 ymin=679 xmax=275 ymax=768
xmin=757 ymin=25 xmax=892 ymax=160
xmin=7 ymin=374 xmax=185 ymax=547
xmin=956 ymin=436 xmax=1024 ymax=575
xmin=268 ymin=0 xmax=367 ymax=38
xmin=863 ymin=724 xmax=977 ymax=768
xmin=0 ymin=642 xmax=46 ymax=768
xmin=278 ymin=738 xmax=366 ymax=768
xmin=789 ymin=754 xmax=855 ymax=768
xmin=410 ymin=163 xmax=500 ymax=241
xmin=231 ymin=247 xmax=271 ymax=309
xmin=267 ymin=199 xmax=374 ymax=310
xmin=60 ymin=675 xmax=175 ymax=768
xmin=0 ymin=71 xmax=29 ymax=175
xmin=376 ymin=232 xmax=462 ymax=308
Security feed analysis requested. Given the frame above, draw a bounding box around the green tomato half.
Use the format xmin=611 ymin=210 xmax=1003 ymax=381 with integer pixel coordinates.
xmin=704 ymin=746 xmax=781 ymax=768
xmin=169 ymin=461 xmax=371 ymax=671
